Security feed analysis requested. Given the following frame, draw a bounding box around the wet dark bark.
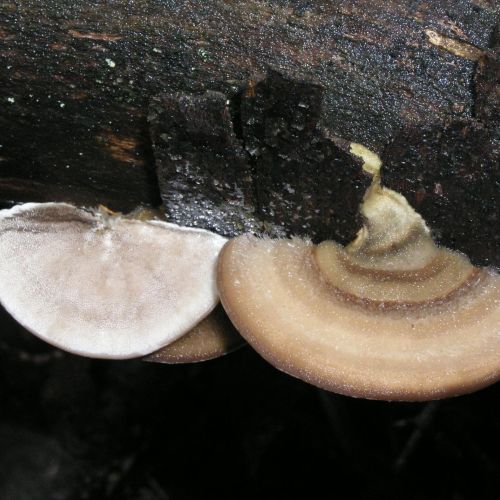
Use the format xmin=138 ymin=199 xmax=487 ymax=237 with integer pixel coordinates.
xmin=149 ymin=70 xmax=371 ymax=243
xmin=382 ymin=21 xmax=499 ymax=267
xmin=382 ymin=119 xmax=499 ymax=267
xmin=1 ymin=1 xmax=498 ymax=264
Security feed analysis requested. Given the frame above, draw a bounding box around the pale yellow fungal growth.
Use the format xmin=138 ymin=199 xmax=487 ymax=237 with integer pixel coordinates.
xmin=425 ymin=29 xmax=484 ymax=61
xmin=349 ymin=142 xmax=382 ymax=176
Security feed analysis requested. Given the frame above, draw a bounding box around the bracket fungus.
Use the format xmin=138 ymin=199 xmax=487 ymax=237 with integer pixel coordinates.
xmin=0 ymin=203 xmax=226 ymax=359
xmin=217 ymin=152 xmax=500 ymax=401
xmin=145 ymin=305 xmax=245 ymax=364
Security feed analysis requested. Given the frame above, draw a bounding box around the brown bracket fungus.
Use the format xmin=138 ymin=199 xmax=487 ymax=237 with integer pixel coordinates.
xmin=217 ymin=152 xmax=500 ymax=401
xmin=0 ymin=203 xmax=227 ymax=359
xmin=144 ymin=305 xmax=245 ymax=364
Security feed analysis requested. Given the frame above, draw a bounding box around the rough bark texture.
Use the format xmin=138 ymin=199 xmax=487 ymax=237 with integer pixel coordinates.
xmin=382 ymin=120 xmax=499 ymax=266
xmin=382 ymin=21 xmax=499 ymax=267
xmin=0 ymin=0 xmax=498 ymax=261
xmin=149 ymin=90 xmax=258 ymax=236
xmin=150 ymin=70 xmax=371 ymax=242
xmin=474 ymin=22 xmax=499 ymax=123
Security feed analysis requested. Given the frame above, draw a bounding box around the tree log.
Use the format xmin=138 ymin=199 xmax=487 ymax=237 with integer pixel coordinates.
xmin=0 ymin=0 xmax=498 ymax=263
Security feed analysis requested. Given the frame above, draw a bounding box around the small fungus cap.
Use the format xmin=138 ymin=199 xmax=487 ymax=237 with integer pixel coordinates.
xmin=218 ymin=184 xmax=500 ymax=401
xmin=144 ymin=305 xmax=245 ymax=364
xmin=0 ymin=203 xmax=227 ymax=359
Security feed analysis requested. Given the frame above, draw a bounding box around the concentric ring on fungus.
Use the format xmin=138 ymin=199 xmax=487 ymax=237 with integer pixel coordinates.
xmin=0 ymin=203 xmax=227 ymax=359
xmin=217 ymin=173 xmax=500 ymax=401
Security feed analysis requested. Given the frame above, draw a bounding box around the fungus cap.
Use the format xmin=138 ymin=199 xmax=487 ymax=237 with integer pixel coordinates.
xmin=144 ymin=305 xmax=245 ymax=364
xmin=217 ymin=185 xmax=500 ymax=401
xmin=0 ymin=203 xmax=227 ymax=359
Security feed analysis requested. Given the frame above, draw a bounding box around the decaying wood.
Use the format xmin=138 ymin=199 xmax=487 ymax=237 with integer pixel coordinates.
xmin=149 ymin=70 xmax=370 ymax=243
xmin=383 ymin=120 xmax=499 ymax=267
xmin=0 ymin=1 xmax=498 ymax=263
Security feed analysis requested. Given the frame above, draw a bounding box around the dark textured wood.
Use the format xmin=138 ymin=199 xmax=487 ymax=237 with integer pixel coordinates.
xmin=474 ymin=23 xmax=499 ymax=123
xmin=238 ymin=69 xmax=370 ymax=243
xmin=149 ymin=90 xmax=257 ymax=236
xmin=382 ymin=119 xmax=499 ymax=267
xmin=150 ymin=70 xmax=371 ymax=242
xmin=0 ymin=1 xmax=496 ymax=193
xmin=0 ymin=1 xmax=498 ymax=261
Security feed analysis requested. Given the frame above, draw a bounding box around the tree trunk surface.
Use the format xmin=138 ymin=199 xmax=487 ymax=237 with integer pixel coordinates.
xmin=0 ymin=0 xmax=498 ymax=264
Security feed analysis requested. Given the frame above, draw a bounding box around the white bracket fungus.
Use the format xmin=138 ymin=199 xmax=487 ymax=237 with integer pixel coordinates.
xmin=0 ymin=203 xmax=227 ymax=359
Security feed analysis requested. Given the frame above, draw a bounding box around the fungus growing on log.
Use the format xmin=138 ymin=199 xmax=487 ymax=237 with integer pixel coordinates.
xmin=0 ymin=203 xmax=226 ymax=359
xmin=145 ymin=305 xmax=245 ymax=364
xmin=217 ymin=149 xmax=500 ymax=401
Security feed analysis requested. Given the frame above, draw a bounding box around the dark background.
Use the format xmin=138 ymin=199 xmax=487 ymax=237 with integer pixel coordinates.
xmin=1 ymin=305 xmax=499 ymax=500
